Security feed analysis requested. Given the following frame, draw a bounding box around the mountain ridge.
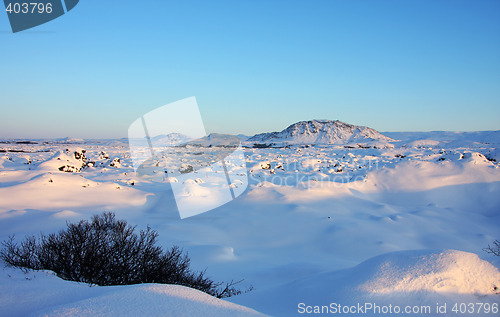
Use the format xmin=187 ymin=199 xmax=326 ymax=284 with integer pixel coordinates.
xmin=247 ymin=119 xmax=394 ymax=145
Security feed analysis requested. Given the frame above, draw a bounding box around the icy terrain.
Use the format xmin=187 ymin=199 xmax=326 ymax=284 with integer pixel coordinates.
xmin=0 ymin=126 xmax=499 ymax=316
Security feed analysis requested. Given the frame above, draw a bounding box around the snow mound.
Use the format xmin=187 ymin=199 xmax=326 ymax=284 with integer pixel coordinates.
xmin=0 ymin=155 xmax=31 ymax=169
xmin=462 ymin=152 xmax=493 ymax=166
xmin=38 ymin=150 xmax=87 ymax=173
xmin=0 ymin=266 xmax=267 ymax=317
xmin=0 ymin=172 xmax=146 ymax=213
xmin=359 ymin=250 xmax=500 ymax=295
xmin=39 ymin=284 xmax=265 ymax=317
xmin=232 ymin=250 xmax=500 ymax=316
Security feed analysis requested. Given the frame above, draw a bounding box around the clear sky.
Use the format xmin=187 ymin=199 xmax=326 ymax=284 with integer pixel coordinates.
xmin=1 ymin=0 xmax=499 ymax=138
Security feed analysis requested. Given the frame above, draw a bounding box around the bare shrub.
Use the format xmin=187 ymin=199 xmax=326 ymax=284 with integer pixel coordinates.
xmin=0 ymin=212 xmax=246 ymax=298
xmin=484 ymin=240 xmax=500 ymax=257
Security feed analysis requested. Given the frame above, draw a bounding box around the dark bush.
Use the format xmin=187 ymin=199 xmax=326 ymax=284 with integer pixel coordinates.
xmin=0 ymin=212 xmax=245 ymax=298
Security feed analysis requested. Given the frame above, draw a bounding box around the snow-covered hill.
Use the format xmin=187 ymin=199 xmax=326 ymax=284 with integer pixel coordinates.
xmin=247 ymin=120 xmax=394 ymax=146
xmin=0 ymin=266 xmax=267 ymax=317
xmin=232 ymin=250 xmax=500 ymax=317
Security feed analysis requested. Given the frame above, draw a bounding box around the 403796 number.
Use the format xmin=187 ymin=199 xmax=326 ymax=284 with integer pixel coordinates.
xmin=5 ymin=2 xmax=53 ymax=14
xmin=452 ymin=302 xmax=498 ymax=314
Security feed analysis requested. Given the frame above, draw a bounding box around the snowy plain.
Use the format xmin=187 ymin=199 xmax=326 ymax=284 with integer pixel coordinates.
xmin=0 ymin=128 xmax=499 ymax=316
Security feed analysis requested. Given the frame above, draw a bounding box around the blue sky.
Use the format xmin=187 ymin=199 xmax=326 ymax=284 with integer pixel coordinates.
xmin=1 ymin=0 xmax=499 ymax=138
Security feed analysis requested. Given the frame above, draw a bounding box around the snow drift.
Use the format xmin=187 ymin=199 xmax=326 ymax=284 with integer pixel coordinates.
xmin=231 ymin=250 xmax=500 ymax=317
xmin=0 ymin=265 xmax=267 ymax=317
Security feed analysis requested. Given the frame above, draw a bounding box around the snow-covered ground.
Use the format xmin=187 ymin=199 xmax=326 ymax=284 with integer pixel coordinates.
xmin=0 ymin=129 xmax=499 ymax=316
xmin=0 ymin=266 xmax=266 ymax=317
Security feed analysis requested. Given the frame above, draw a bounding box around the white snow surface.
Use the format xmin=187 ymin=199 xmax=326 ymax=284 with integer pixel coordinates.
xmin=0 ymin=266 xmax=266 ymax=317
xmin=1 ymin=127 xmax=500 ymax=316
xmin=232 ymin=249 xmax=500 ymax=316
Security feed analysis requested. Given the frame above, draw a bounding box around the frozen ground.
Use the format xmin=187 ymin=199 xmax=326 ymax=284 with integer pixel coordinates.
xmin=0 ymin=131 xmax=499 ymax=316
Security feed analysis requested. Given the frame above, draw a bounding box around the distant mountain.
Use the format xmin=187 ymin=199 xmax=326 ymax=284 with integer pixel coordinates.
xmin=190 ymin=133 xmax=241 ymax=147
xmin=247 ymin=120 xmax=394 ymax=145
